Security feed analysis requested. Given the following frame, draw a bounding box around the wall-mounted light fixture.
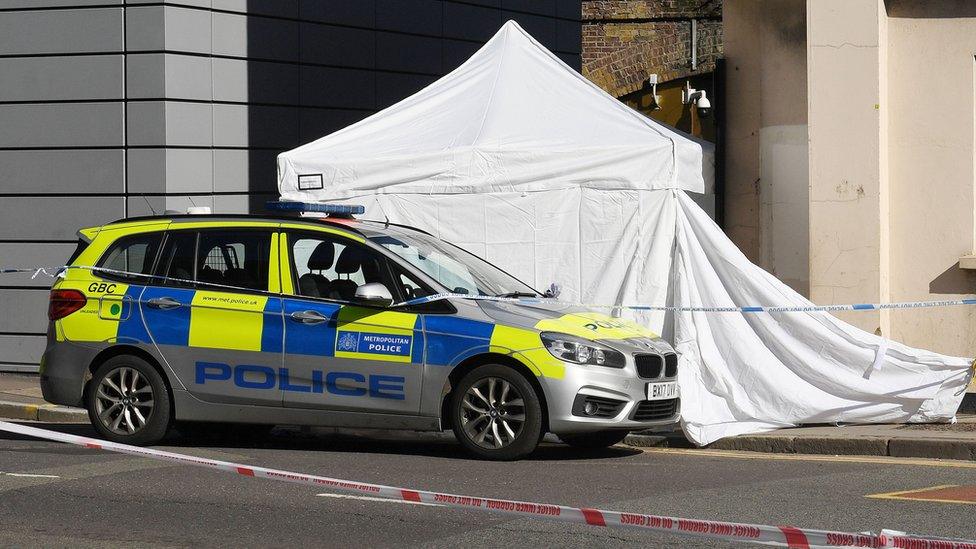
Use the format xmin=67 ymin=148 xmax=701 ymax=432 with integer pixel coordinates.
xmin=647 ymin=73 xmax=662 ymax=110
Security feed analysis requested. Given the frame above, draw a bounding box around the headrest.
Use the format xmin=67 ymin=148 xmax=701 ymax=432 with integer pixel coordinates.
xmin=307 ymin=241 xmax=335 ymax=270
xmin=334 ymin=246 xmax=366 ymax=275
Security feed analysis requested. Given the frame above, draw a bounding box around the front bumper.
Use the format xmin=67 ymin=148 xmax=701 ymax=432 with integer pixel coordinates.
xmin=544 ymin=360 xmax=680 ymax=435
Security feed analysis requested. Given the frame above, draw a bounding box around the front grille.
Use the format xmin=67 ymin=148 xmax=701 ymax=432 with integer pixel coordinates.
xmin=634 ymin=354 xmax=663 ymax=379
xmin=664 ymin=353 xmax=678 ymax=377
xmin=631 ymin=398 xmax=679 ymax=421
xmin=571 ymin=394 xmax=626 ymax=419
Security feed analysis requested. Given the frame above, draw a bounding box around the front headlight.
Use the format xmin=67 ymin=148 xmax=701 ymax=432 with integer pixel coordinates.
xmin=540 ymin=332 xmax=626 ymax=368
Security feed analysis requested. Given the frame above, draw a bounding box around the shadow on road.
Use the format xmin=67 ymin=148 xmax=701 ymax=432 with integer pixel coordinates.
xmin=0 ymin=421 xmax=643 ymax=462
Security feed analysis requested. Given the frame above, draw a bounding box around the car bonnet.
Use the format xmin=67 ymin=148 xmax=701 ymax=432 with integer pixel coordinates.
xmin=476 ymin=299 xmax=660 ymax=342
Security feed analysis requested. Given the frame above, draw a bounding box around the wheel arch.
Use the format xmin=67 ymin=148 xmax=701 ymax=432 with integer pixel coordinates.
xmin=439 ymin=352 xmax=550 ymax=432
xmin=85 ymin=345 xmax=175 ymax=419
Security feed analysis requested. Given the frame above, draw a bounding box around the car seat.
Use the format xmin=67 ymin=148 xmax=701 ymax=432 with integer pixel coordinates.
xmin=331 ymin=246 xmax=384 ymax=301
xmin=223 ymin=267 xmax=252 ymax=289
xmin=299 ymin=241 xmax=334 ymax=298
xmin=198 ymin=265 xmax=223 ymax=286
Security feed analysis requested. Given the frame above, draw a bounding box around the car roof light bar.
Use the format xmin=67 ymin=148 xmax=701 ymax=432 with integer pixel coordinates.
xmin=265 ymin=201 xmax=365 ymax=217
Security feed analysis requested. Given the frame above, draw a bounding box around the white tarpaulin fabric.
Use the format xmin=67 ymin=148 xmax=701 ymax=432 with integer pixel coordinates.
xmin=278 ymin=22 xmax=973 ymax=445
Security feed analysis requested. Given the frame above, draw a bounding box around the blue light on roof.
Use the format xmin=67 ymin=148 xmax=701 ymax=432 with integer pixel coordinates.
xmin=265 ymin=201 xmax=365 ymax=216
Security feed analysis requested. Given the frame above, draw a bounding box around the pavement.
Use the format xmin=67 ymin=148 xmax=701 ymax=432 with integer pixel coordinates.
xmin=2 ymin=372 xmax=976 ymax=462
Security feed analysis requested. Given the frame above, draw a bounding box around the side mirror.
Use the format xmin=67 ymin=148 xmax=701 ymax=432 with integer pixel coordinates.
xmin=353 ymin=282 xmax=393 ymax=307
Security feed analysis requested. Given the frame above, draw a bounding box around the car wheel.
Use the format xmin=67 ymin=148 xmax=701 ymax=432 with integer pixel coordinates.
xmin=559 ymin=430 xmax=629 ymax=449
xmin=450 ymin=364 xmax=543 ymax=461
xmin=85 ymin=355 xmax=171 ymax=445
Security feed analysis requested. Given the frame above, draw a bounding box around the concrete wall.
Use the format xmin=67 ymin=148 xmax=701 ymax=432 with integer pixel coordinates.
xmin=0 ymin=1 xmax=582 ymax=372
xmin=884 ymin=0 xmax=976 ymax=356
xmin=722 ymin=0 xmax=809 ymax=293
xmin=808 ymin=0 xmax=889 ymax=334
xmin=727 ymin=0 xmax=975 ymax=357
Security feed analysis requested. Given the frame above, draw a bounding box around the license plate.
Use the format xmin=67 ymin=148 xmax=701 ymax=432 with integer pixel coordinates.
xmin=646 ymin=381 xmax=678 ymax=401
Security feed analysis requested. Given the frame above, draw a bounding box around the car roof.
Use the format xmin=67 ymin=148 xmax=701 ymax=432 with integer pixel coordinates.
xmin=101 ymin=213 xmax=433 ymax=240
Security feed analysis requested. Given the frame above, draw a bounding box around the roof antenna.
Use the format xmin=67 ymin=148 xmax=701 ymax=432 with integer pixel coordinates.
xmin=141 ymin=195 xmax=158 ymax=216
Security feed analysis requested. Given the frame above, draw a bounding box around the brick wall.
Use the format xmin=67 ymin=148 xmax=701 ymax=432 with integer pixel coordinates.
xmin=583 ymin=1 xmax=722 ymax=98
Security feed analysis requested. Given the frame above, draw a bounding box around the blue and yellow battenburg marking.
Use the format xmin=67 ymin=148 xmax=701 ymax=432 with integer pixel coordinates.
xmin=55 ymin=281 xmax=657 ymax=382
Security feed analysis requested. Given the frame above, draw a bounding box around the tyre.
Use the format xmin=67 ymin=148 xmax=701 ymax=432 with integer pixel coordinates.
xmin=559 ymin=430 xmax=629 ymax=449
xmin=85 ymin=355 xmax=171 ymax=445
xmin=450 ymin=364 xmax=543 ymax=461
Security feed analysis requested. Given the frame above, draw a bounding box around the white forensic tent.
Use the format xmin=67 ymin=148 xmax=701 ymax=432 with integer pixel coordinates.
xmin=278 ymin=21 xmax=973 ymax=445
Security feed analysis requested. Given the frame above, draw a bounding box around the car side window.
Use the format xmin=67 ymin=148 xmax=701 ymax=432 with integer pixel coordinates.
xmin=153 ymin=229 xmax=272 ymax=292
xmin=96 ymin=232 xmax=162 ymax=283
xmin=196 ymin=230 xmax=271 ymax=291
xmin=154 ymin=231 xmax=197 ymax=288
xmin=392 ymin=266 xmax=435 ymax=301
xmin=288 ymin=231 xmax=391 ymax=302
xmin=387 ymin=264 xmax=455 ymax=313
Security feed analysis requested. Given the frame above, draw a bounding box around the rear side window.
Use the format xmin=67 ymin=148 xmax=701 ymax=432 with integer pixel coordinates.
xmin=197 ymin=231 xmax=271 ymax=291
xmin=96 ymin=233 xmax=162 ymax=283
xmin=153 ymin=230 xmax=272 ymax=292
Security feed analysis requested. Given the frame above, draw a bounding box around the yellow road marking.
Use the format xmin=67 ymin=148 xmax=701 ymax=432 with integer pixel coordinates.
xmin=866 ymin=484 xmax=976 ymax=505
xmin=641 ymin=447 xmax=976 ymax=469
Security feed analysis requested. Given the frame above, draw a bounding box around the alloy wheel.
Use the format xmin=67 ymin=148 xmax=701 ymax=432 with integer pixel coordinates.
xmin=93 ymin=366 xmax=155 ymax=435
xmin=460 ymin=376 xmax=526 ymax=449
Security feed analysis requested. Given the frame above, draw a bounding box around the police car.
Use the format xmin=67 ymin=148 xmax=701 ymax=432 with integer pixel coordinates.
xmin=40 ymin=203 xmax=680 ymax=460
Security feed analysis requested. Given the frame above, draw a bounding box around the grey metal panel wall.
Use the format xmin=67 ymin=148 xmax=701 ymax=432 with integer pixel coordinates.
xmin=0 ymin=0 xmax=582 ymax=373
xmin=0 ymin=4 xmax=126 ymax=374
xmin=0 ymin=290 xmax=49 ymax=333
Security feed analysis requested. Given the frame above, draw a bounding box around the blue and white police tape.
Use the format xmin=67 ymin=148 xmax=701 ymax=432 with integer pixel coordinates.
xmin=3 ymin=263 xmax=976 ymax=314
xmin=2 ymin=420 xmax=973 ymax=549
xmin=396 ymin=292 xmax=976 ymax=314
xmin=0 ymin=267 xmax=63 ymax=279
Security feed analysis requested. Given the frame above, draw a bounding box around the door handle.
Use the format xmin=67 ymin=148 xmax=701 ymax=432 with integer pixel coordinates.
xmin=146 ymin=297 xmax=182 ymax=310
xmin=290 ymin=310 xmax=327 ymax=324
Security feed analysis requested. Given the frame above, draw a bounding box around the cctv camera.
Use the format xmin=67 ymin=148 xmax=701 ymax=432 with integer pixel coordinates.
xmin=695 ymin=91 xmax=712 ymax=118
xmin=682 ymin=83 xmax=714 ymax=118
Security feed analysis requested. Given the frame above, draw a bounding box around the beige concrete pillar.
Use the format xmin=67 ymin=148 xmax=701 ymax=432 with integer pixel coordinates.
xmin=724 ymin=0 xmax=809 ymax=294
xmin=807 ymin=0 xmax=889 ymax=334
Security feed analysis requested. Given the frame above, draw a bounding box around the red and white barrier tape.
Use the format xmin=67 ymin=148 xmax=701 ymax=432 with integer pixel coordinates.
xmin=2 ymin=421 xmax=974 ymax=549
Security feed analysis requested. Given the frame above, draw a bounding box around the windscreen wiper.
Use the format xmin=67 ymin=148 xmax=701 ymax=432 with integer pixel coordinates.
xmin=494 ymin=292 xmax=539 ymax=299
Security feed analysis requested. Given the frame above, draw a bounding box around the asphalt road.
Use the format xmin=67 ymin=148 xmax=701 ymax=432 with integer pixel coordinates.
xmin=1 ymin=423 xmax=974 ymax=548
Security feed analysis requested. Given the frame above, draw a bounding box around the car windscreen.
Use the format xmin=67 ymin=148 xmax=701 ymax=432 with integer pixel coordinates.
xmin=370 ymin=231 xmax=539 ymax=298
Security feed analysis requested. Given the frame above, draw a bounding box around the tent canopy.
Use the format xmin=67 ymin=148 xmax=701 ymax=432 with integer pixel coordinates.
xmin=278 ymin=20 xmax=711 ymax=199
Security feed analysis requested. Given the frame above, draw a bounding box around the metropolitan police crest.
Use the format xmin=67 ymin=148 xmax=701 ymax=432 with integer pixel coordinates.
xmin=337 ymin=331 xmax=359 ymax=352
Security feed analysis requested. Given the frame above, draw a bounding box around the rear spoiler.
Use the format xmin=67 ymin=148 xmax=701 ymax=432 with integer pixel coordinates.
xmin=77 ymin=226 xmax=101 ymax=242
